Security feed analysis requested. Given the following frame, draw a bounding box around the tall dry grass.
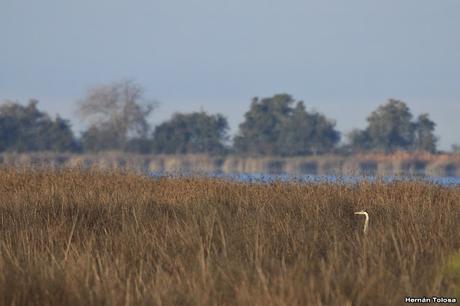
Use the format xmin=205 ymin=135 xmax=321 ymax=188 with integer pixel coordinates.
xmin=0 ymin=169 xmax=459 ymax=305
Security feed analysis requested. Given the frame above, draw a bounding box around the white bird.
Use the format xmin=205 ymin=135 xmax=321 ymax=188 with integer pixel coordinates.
xmin=354 ymin=211 xmax=369 ymax=234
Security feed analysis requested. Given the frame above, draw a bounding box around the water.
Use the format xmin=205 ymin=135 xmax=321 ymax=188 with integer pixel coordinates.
xmin=149 ymin=172 xmax=460 ymax=186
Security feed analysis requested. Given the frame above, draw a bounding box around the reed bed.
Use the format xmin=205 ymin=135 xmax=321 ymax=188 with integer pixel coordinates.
xmin=0 ymin=169 xmax=459 ymax=305
xmin=2 ymin=152 xmax=460 ymax=176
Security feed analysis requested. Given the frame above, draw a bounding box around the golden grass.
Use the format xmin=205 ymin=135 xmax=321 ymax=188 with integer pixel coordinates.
xmin=0 ymin=168 xmax=459 ymax=305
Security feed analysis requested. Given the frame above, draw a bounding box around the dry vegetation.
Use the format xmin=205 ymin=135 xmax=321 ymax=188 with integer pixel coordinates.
xmin=3 ymin=151 xmax=460 ymax=177
xmin=0 ymin=169 xmax=459 ymax=305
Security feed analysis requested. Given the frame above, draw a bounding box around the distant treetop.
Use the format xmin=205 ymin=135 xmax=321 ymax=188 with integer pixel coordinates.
xmin=152 ymin=111 xmax=229 ymax=155
xmin=0 ymin=99 xmax=79 ymax=152
xmin=234 ymin=94 xmax=340 ymax=156
xmin=347 ymin=99 xmax=437 ymax=153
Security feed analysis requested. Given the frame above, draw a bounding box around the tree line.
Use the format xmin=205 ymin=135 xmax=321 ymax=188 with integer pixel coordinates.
xmin=0 ymin=80 xmax=442 ymax=155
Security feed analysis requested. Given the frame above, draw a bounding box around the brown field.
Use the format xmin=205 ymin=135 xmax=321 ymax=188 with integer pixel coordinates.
xmin=0 ymin=169 xmax=459 ymax=305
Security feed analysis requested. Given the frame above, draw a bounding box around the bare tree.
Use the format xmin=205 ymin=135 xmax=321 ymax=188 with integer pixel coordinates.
xmin=77 ymin=79 xmax=157 ymax=151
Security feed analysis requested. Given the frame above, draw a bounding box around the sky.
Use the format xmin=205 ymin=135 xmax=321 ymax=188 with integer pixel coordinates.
xmin=1 ymin=0 xmax=459 ymax=150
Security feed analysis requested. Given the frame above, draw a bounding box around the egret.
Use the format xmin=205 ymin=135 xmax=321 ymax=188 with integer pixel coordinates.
xmin=354 ymin=211 xmax=369 ymax=234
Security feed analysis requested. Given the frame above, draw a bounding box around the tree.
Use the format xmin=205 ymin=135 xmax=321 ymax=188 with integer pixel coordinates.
xmin=347 ymin=99 xmax=438 ymax=153
xmin=152 ymin=112 xmax=229 ymax=154
xmin=413 ymin=113 xmax=437 ymax=153
xmin=278 ymin=102 xmax=340 ymax=155
xmin=44 ymin=115 xmax=81 ymax=152
xmin=0 ymin=99 xmax=79 ymax=152
xmin=79 ymin=126 xmax=123 ymax=152
xmin=366 ymin=99 xmax=415 ymax=152
xmin=306 ymin=111 xmax=341 ymax=154
xmin=347 ymin=129 xmax=371 ymax=152
xmin=78 ymin=80 xmax=156 ymax=151
xmin=276 ymin=101 xmax=312 ymax=155
xmin=234 ymin=95 xmax=294 ymax=155
xmin=234 ymin=94 xmax=340 ymax=155
xmin=124 ymin=137 xmax=155 ymax=154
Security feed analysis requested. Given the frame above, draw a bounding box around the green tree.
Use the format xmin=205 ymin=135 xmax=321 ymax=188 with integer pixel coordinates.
xmin=0 ymin=99 xmax=79 ymax=152
xmin=78 ymin=80 xmax=155 ymax=152
xmin=43 ymin=116 xmax=81 ymax=152
xmin=347 ymin=129 xmax=372 ymax=152
xmin=125 ymin=137 xmax=154 ymax=154
xmin=307 ymin=111 xmax=341 ymax=154
xmin=79 ymin=126 xmax=123 ymax=152
xmin=278 ymin=102 xmax=340 ymax=155
xmin=347 ymin=99 xmax=438 ymax=153
xmin=366 ymin=99 xmax=415 ymax=152
xmin=234 ymin=94 xmax=340 ymax=155
xmin=413 ymin=113 xmax=437 ymax=153
xmin=234 ymin=95 xmax=294 ymax=155
xmin=152 ymin=112 xmax=229 ymax=154
xmin=276 ymin=101 xmax=311 ymax=155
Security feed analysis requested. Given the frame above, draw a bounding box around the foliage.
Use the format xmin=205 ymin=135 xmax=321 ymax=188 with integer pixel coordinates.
xmin=78 ymin=80 xmax=155 ymax=151
xmin=367 ymin=99 xmax=414 ymax=152
xmin=413 ymin=113 xmax=438 ymax=153
xmin=279 ymin=102 xmax=340 ymax=155
xmin=0 ymin=99 xmax=79 ymax=152
xmin=124 ymin=137 xmax=154 ymax=154
xmin=349 ymin=99 xmax=438 ymax=153
xmin=347 ymin=129 xmax=372 ymax=152
xmin=79 ymin=126 xmax=124 ymax=152
xmin=0 ymin=88 xmax=445 ymax=155
xmin=152 ymin=111 xmax=229 ymax=154
xmin=234 ymin=94 xmax=340 ymax=155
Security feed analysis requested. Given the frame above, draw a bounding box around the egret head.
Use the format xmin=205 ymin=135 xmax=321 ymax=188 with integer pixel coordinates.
xmin=354 ymin=210 xmax=369 ymax=234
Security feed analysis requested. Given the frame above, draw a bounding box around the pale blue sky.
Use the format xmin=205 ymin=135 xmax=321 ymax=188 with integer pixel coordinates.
xmin=1 ymin=0 xmax=459 ymax=149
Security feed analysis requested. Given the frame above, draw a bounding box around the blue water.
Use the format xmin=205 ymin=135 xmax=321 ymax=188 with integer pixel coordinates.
xmin=149 ymin=172 xmax=460 ymax=186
